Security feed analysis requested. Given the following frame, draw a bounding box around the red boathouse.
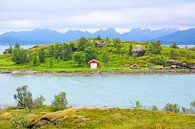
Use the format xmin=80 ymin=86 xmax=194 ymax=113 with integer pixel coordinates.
xmin=88 ymin=59 xmax=100 ymax=69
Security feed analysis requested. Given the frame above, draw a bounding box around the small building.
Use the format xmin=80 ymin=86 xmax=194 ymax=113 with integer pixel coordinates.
xmin=88 ymin=59 xmax=100 ymax=69
xmin=95 ymin=41 xmax=107 ymax=48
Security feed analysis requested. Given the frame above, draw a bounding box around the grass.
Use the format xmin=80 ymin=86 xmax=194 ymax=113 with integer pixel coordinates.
xmin=0 ymin=40 xmax=195 ymax=74
xmin=0 ymin=107 xmax=195 ymax=129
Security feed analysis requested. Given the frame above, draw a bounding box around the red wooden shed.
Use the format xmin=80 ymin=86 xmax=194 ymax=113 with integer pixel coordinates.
xmin=88 ymin=59 xmax=100 ymax=69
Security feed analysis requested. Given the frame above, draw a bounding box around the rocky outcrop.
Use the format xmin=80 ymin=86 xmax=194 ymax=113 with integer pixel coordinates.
xmin=130 ymin=64 xmax=141 ymax=69
xmin=166 ymin=61 xmax=195 ymax=69
xmin=131 ymin=45 xmax=146 ymax=56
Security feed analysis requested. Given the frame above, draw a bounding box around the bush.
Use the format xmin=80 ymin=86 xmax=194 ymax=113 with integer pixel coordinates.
xmin=33 ymin=95 xmax=46 ymax=108
xmin=170 ymin=42 xmax=178 ymax=49
xmin=51 ymin=91 xmax=68 ymax=111
xmin=169 ymin=49 xmax=178 ymax=60
xmin=146 ymin=41 xmax=161 ymax=54
xmin=11 ymin=114 xmax=28 ymax=129
xmin=164 ymin=103 xmax=180 ymax=113
xmin=14 ymin=85 xmax=33 ymax=109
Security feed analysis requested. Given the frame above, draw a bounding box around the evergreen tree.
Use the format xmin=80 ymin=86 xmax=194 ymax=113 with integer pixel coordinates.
xmin=38 ymin=48 xmax=45 ymax=63
xmin=77 ymin=37 xmax=88 ymax=51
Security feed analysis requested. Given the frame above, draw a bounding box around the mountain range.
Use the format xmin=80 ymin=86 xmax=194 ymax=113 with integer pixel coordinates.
xmin=0 ymin=28 xmax=195 ymax=45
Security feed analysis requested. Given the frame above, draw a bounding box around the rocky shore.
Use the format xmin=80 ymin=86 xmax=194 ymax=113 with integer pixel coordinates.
xmin=0 ymin=69 xmax=195 ymax=75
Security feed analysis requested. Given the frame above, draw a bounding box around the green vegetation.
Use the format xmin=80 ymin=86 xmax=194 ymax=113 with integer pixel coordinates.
xmin=0 ymin=38 xmax=195 ymax=73
xmin=1 ymin=86 xmax=195 ymax=129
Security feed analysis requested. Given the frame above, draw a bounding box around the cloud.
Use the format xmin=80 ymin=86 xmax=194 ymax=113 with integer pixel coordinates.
xmin=0 ymin=0 xmax=195 ymax=33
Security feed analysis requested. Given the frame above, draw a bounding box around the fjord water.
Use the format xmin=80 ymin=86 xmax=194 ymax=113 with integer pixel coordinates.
xmin=0 ymin=74 xmax=194 ymax=108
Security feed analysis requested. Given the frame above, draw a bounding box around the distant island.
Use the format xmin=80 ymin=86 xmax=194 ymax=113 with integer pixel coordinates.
xmin=1 ymin=28 xmax=195 ymax=45
xmin=0 ymin=37 xmax=195 ymax=74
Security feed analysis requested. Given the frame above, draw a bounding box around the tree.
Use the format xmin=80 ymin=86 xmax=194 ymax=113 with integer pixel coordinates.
xmin=3 ymin=45 xmax=13 ymax=55
xmin=72 ymin=52 xmax=86 ymax=66
xmin=169 ymin=49 xmax=177 ymax=60
xmin=62 ymin=44 xmax=72 ymax=60
xmin=49 ymin=46 xmax=55 ymax=57
xmin=190 ymin=99 xmax=195 ymax=109
xmin=33 ymin=55 xmax=38 ymax=66
xmin=14 ymin=85 xmax=33 ymax=109
xmin=164 ymin=103 xmax=180 ymax=113
xmin=147 ymin=41 xmax=161 ymax=54
xmin=170 ymin=42 xmax=178 ymax=49
xmin=78 ymin=37 xmax=88 ymax=51
xmin=102 ymin=52 xmax=109 ymax=67
xmin=113 ymin=38 xmax=121 ymax=53
xmin=128 ymin=45 xmax=133 ymax=56
xmin=11 ymin=44 xmax=29 ymax=64
xmin=84 ymin=47 xmax=97 ymax=62
xmin=51 ymin=92 xmax=68 ymax=111
xmin=96 ymin=35 xmax=101 ymax=40
xmin=33 ymin=95 xmax=45 ymax=108
xmin=38 ymin=48 xmax=45 ymax=63
xmin=49 ymin=58 xmax=53 ymax=68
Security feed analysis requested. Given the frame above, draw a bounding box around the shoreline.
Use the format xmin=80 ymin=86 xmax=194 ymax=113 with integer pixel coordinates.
xmin=0 ymin=69 xmax=195 ymax=76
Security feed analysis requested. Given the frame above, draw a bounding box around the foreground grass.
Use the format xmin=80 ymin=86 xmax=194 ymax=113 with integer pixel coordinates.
xmin=0 ymin=107 xmax=195 ymax=129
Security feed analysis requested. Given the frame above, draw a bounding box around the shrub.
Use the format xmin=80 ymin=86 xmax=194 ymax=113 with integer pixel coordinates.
xmin=51 ymin=91 xmax=68 ymax=111
xmin=33 ymin=95 xmax=46 ymax=108
xmin=11 ymin=114 xmax=28 ymax=129
xmin=170 ymin=42 xmax=178 ymax=49
xmin=164 ymin=103 xmax=180 ymax=113
xmin=146 ymin=41 xmax=161 ymax=54
xmin=169 ymin=49 xmax=177 ymax=60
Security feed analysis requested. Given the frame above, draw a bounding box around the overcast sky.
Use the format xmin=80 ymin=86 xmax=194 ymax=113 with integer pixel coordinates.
xmin=1 ymin=0 xmax=195 ymax=33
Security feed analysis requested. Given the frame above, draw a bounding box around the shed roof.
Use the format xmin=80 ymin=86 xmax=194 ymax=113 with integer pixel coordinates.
xmin=88 ymin=59 xmax=100 ymax=64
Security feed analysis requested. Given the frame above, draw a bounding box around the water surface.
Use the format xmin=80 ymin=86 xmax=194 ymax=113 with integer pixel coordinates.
xmin=0 ymin=74 xmax=194 ymax=108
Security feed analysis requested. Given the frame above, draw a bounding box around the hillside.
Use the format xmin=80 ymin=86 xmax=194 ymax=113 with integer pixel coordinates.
xmin=0 ymin=38 xmax=195 ymax=73
xmin=0 ymin=107 xmax=195 ymax=129
xmin=0 ymin=28 xmax=177 ymax=45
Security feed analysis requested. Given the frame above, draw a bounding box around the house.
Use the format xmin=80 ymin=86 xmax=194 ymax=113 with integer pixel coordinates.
xmin=88 ymin=59 xmax=100 ymax=69
xmin=95 ymin=41 xmax=107 ymax=48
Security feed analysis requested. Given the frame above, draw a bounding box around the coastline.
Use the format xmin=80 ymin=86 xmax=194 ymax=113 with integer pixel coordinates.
xmin=0 ymin=69 xmax=195 ymax=75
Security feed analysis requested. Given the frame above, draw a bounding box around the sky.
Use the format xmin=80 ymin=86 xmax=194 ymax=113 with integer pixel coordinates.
xmin=1 ymin=0 xmax=195 ymax=34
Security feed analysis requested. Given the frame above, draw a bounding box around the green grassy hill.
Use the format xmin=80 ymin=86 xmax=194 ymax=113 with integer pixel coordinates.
xmin=1 ymin=107 xmax=195 ymax=129
xmin=1 ymin=38 xmax=195 ymax=73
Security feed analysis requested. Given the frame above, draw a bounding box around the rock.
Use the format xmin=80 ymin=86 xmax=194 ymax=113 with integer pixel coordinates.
xmin=130 ymin=64 xmax=141 ymax=69
xmin=170 ymin=65 xmax=177 ymax=69
xmin=181 ymin=62 xmax=188 ymax=68
xmin=188 ymin=65 xmax=195 ymax=69
xmin=11 ymin=70 xmax=37 ymax=74
xmin=0 ymin=70 xmax=11 ymax=74
xmin=131 ymin=45 xmax=146 ymax=56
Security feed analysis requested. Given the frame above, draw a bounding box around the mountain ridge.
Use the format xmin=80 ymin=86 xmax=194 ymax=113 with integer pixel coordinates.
xmin=0 ymin=28 xmax=194 ymax=45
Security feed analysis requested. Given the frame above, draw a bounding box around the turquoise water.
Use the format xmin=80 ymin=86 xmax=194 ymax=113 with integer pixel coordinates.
xmin=0 ymin=74 xmax=194 ymax=108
